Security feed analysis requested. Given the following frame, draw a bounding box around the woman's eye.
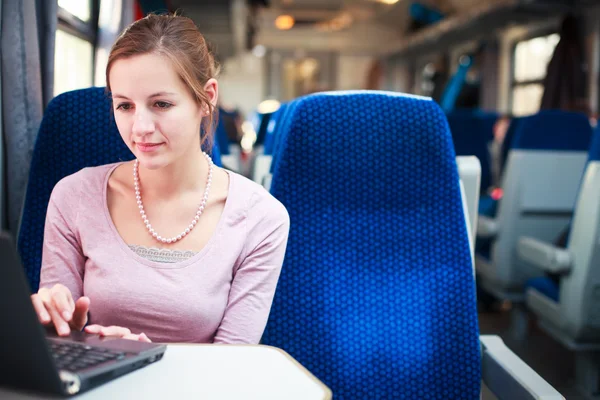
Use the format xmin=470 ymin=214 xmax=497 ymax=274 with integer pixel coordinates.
xmin=155 ymin=101 xmax=172 ymax=109
xmin=116 ymin=103 xmax=132 ymax=111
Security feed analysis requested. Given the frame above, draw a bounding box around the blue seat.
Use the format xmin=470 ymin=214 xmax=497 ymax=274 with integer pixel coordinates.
xmin=17 ymin=87 xmax=221 ymax=292
xmin=215 ymin=107 xmax=232 ymax=155
xmin=524 ymin=277 xmax=559 ymax=302
xmin=522 ymin=125 xmax=600 ymax=303
xmin=261 ymin=91 xmax=481 ymax=399
xmin=447 ymin=111 xmax=493 ymax=193
xmin=270 ymin=99 xmax=301 ymax=174
xmin=511 ymin=110 xmax=591 ymax=151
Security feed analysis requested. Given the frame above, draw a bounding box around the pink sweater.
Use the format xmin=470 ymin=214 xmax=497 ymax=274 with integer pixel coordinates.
xmin=39 ymin=163 xmax=290 ymax=344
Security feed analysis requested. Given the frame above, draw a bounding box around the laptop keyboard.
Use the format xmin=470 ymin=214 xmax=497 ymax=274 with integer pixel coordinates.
xmin=49 ymin=341 xmax=127 ymax=372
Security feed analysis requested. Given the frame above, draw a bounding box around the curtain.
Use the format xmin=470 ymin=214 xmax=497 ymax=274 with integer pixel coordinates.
xmin=1 ymin=0 xmax=57 ymax=235
xmin=540 ymin=14 xmax=588 ymax=113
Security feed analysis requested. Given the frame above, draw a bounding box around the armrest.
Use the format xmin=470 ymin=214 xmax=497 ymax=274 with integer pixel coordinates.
xmin=517 ymin=237 xmax=572 ymax=274
xmin=477 ymin=216 xmax=499 ymax=238
xmin=480 ymin=335 xmax=565 ymax=400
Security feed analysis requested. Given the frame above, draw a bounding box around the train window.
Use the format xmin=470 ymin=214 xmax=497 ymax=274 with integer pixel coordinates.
xmin=54 ymin=0 xmax=97 ymax=97
xmin=58 ymin=0 xmax=91 ymax=22
xmin=511 ymin=33 xmax=560 ymax=116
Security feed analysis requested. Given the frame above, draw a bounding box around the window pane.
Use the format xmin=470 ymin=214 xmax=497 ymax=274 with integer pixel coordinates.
xmin=54 ymin=30 xmax=93 ymax=97
xmin=512 ymin=84 xmax=544 ymax=116
xmin=58 ymin=0 xmax=91 ymax=22
xmin=514 ymin=34 xmax=560 ymax=82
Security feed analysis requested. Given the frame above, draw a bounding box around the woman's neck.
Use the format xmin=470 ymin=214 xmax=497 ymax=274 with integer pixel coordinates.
xmin=136 ymin=148 xmax=209 ymax=201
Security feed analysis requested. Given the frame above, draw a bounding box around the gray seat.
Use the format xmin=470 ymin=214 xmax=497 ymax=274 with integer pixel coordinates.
xmin=476 ymin=111 xmax=592 ymax=302
xmin=517 ymin=130 xmax=600 ymax=398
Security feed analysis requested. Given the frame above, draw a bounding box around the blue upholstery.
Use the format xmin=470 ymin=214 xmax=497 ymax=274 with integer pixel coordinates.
xmin=215 ymin=108 xmax=231 ymax=155
xmin=18 ymin=87 xmax=221 ymax=292
xmin=270 ymin=99 xmax=301 ymax=174
xmin=262 ymin=91 xmax=481 ymax=399
xmin=263 ymin=103 xmax=288 ymax=155
xmin=511 ymin=110 xmax=592 ymax=151
xmin=587 ymin=126 xmax=600 ymax=161
xmin=447 ymin=111 xmax=492 ymax=192
xmin=478 ymin=194 xmax=498 ymax=217
xmin=526 ymin=277 xmax=559 ymax=302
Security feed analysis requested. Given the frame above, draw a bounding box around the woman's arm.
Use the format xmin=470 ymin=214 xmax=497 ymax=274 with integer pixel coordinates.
xmin=213 ymin=202 xmax=290 ymax=344
xmin=39 ymin=179 xmax=85 ymax=300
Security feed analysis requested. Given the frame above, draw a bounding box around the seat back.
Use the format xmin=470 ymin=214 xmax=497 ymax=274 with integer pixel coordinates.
xmin=215 ymin=107 xmax=232 ymax=155
xmin=18 ymin=87 xmax=221 ymax=291
xmin=499 ymin=116 xmax=521 ymax=176
xmin=483 ymin=110 xmax=592 ymax=292
xmin=558 ymin=159 xmax=600 ymax=341
xmin=548 ymin=128 xmax=600 ymax=341
xmin=261 ymin=90 xmax=481 ymax=399
xmin=447 ymin=111 xmax=493 ymax=193
xmin=270 ymin=99 xmax=302 ymax=174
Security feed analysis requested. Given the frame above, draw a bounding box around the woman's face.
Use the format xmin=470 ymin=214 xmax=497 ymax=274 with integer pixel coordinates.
xmin=109 ymin=52 xmax=215 ymax=170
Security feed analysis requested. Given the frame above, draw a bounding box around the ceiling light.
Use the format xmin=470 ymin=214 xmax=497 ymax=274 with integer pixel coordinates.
xmin=275 ymin=15 xmax=295 ymax=30
xmin=376 ymin=0 xmax=399 ymax=4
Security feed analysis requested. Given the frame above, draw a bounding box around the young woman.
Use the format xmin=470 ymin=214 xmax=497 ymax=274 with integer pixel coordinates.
xmin=30 ymin=13 xmax=290 ymax=344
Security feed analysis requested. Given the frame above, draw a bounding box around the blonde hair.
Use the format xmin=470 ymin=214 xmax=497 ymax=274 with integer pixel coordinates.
xmin=106 ymin=13 xmax=220 ymax=150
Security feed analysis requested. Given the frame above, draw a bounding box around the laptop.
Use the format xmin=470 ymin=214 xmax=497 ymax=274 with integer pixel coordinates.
xmin=0 ymin=232 xmax=167 ymax=396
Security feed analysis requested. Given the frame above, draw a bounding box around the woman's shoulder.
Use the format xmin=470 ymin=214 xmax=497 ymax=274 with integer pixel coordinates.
xmin=227 ymin=170 xmax=289 ymax=228
xmin=51 ymin=162 xmax=124 ymax=202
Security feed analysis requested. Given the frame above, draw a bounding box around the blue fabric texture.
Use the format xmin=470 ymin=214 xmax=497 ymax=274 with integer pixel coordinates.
xmin=17 ymin=87 xmax=221 ymax=292
xmin=511 ymin=110 xmax=592 ymax=151
xmin=478 ymin=194 xmax=498 ymax=217
xmin=215 ymin=108 xmax=231 ymax=155
xmin=447 ymin=111 xmax=493 ymax=192
xmin=526 ymin=277 xmax=559 ymax=302
xmin=261 ymin=90 xmax=481 ymax=399
xmin=270 ymin=99 xmax=301 ymax=174
xmin=587 ymin=125 xmax=600 ymax=162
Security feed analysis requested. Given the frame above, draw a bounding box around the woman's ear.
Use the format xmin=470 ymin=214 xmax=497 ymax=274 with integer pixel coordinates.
xmin=204 ymin=78 xmax=219 ymax=107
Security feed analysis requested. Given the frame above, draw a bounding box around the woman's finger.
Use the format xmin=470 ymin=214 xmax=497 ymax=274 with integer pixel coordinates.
xmin=30 ymin=294 xmax=51 ymax=324
xmin=138 ymin=333 xmax=152 ymax=342
xmin=46 ymin=303 xmax=71 ymax=336
xmin=70 ymin=297 xmax=90 ymax=331
xmin=84 ymin=324 xmax=103 ymax=334
xmin=122 ymin=333 xmax=152 ymax=343
xmin=50 ymin=289 xmax=74 ymax=321
xmin=99 ymin=326 xmax=131 ymax=337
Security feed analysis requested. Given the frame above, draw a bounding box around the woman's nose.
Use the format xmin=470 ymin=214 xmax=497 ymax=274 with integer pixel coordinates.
xmin=132 ymin=109 xmax=155 ymax=136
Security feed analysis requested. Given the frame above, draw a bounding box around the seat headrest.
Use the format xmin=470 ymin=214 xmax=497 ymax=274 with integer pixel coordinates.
xmin=511 ymin=110 xmax=592 ymax=151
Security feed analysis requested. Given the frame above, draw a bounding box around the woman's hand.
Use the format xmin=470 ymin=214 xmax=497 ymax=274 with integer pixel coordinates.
xmin=84 ymin=325 xmax=152 ymax=342
xmin=31 ymin=284 xmax=90 ymax=336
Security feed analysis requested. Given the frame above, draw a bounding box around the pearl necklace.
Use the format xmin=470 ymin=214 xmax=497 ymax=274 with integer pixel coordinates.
xmin=133 ymin=152 xmax=214 ymax=244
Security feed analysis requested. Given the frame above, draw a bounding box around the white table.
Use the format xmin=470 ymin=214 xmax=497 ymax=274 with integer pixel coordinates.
xmin=0 ymin=345 xmax=332 ymax=399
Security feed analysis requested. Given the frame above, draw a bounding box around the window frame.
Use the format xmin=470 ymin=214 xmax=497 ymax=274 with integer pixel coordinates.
xmin=509 ymin=29 xmax=560 ymax=114
xmin=56 ymin=0 xmax=101 ymax=89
